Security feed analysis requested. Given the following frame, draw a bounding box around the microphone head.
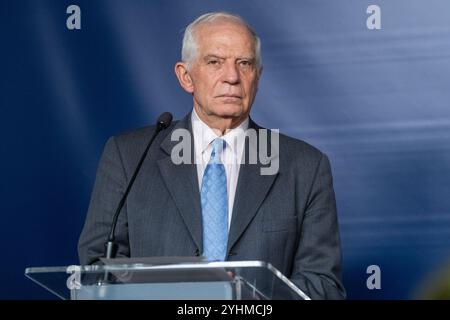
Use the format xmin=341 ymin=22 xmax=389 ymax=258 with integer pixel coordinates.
xmin=157 ymin=112 xmax=173 ymax=130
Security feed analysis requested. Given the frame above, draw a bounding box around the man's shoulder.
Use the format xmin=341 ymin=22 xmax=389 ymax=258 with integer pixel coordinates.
xmin=251 ymin=120 xmax=323 ymax=160
xmin=111 ymin=120 xmax=180 ymax=145
xmin=278 ymin=131 xmax=323 ymax=158
xmin=275 ymin=131 xmax=331 ymax=176
xmin=252 ymin=121 xmax=325 ymax=163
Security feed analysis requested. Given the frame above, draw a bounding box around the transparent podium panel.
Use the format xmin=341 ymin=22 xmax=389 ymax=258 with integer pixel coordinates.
xmin=25 ymin=260 xmax=310 ymax=300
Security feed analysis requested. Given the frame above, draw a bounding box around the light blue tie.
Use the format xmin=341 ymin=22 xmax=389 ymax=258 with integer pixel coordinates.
xmin=201 ymin=139 xmax=228 ymax=261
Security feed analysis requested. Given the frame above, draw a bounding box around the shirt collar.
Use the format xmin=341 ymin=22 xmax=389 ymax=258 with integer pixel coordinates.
xmin=191 ymin=108 xmax=249 ymax=155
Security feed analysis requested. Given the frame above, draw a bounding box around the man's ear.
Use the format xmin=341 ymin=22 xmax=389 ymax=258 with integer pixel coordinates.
xmin=257 ymin=65 xmax=263 ymax=80
xmin=175 ymin=62 xmax=194 ymax=93
xmin=255 ymin=65 xmax=263 ymax=93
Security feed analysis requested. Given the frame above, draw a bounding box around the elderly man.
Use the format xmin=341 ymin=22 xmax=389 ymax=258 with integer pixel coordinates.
xmin=78 ymin=12 xmax=346 ymax=299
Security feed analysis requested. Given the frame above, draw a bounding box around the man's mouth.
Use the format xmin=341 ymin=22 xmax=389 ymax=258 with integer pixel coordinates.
xmin=216 ymin=94 xmax=242 ymax=99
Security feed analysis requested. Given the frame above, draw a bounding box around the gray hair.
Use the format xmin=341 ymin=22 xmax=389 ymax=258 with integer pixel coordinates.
xmin=181 ymin=12 xmax=262 ymax=70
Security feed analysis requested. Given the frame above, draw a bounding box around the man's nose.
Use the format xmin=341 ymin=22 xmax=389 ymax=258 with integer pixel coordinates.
xmin=222 ymin=61 xmax=240 ymax=84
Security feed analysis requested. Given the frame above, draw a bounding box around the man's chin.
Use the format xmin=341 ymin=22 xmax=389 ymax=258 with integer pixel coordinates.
xmin=213 ymin=104 xmax=245 ymax=118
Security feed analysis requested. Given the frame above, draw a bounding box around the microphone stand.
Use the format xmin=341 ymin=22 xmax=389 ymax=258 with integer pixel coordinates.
xmin=99 ymin=112 xmax=173 ymax=284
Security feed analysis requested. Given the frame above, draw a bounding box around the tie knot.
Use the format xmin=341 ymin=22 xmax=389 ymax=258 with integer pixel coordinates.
xmin=210 ymin=139 xmax=226 ymax=162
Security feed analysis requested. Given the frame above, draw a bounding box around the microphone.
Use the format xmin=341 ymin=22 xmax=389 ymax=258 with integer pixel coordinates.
xmin=104 ymin=112 xmax=173 ymax=259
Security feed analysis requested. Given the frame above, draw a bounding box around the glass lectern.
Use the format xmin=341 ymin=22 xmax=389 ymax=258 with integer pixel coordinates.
xmin=25 ymin=260 xmax=310 ymax=300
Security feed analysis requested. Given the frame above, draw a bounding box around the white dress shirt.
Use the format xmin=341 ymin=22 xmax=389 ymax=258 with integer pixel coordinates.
xmin=191 ymin=108 xmax=249 ymax=229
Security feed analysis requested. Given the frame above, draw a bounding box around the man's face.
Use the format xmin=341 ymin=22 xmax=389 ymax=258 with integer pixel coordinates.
xmin=185 ymin=22 xmax=261 ymax=126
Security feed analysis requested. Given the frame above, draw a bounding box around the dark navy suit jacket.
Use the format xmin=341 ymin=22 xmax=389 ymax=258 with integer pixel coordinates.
xmin=78 ymin=113 xmax=346 ymax=299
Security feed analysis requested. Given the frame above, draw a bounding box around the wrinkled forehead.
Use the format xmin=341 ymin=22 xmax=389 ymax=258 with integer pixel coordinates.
xmin=194 ymin=21 xmax=256 ymax=56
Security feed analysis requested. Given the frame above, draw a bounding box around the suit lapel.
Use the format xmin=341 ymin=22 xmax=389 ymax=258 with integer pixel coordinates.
xmin=156 ymin=114 xmax=278 ymax=255
xmin=157 ymin=114 xmax=203 ymax=251
xmin=227 ymin=120 xmax=279 ymax=253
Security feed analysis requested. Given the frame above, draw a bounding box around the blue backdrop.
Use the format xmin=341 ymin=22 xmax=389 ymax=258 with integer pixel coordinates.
xmin=1 ymin=0 xmax=450 ymax=299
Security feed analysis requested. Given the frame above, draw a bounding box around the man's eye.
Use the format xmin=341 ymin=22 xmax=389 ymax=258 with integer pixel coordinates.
xmin=207 ymin=60 xmax=219 ymax=65
xmin=240 ymin=60 xmax=253 ymax=67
